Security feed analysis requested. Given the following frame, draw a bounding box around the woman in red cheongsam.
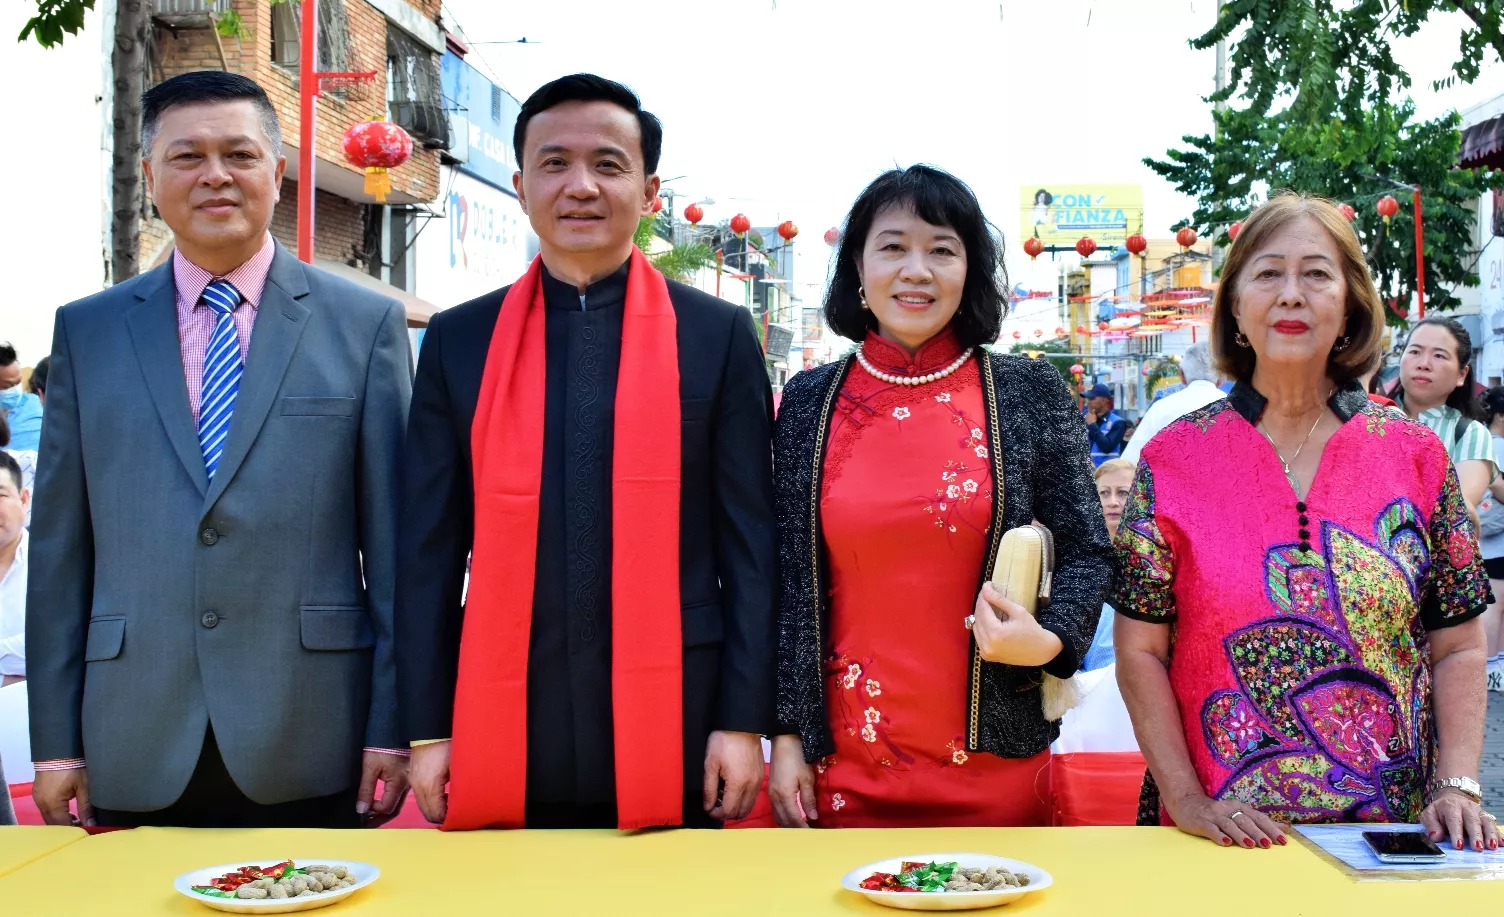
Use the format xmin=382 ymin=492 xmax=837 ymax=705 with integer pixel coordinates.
xmin=768 ymin=167 xmax=1113 ymax=827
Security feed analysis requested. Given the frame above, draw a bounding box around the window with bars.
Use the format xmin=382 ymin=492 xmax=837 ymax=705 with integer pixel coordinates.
xmin=387 ymin=26 xmax=448 ymax=148
xmin=269 ymin=0 xmax=350 ymax=74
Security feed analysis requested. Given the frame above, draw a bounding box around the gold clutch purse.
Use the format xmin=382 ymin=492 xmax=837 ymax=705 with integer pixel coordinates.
xmin=987 ymin=523 xmax=1081 ymax=722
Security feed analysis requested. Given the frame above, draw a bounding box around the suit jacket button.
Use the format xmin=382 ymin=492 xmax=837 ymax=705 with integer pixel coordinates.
xmin=200 ymin=528 xmax=219 ymax=546
xmin=201 ymin=611 xmax=219 ymax=628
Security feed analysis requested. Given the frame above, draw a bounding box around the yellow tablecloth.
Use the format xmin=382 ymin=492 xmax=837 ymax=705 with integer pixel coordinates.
xmin=0 ymin=825 xmax=1498 ymax=915
xmin=0 ymin=825 xmax=85 ymax=879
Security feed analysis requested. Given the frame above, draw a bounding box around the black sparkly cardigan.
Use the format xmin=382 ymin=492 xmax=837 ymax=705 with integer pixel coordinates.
xmin=773 ymin=350 xmax=1113 ymax=762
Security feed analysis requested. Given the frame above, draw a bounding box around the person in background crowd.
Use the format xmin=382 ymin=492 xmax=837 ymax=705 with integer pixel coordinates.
xmin=769 ymin=165 xmax=1111 ymax=828
xmin=398 ymin=73 xmax=776 ymax=831
xmin=1363 ymin=366 xmax=1397 ymax=408
xmin=0 ymin=345 xmax=42 ymax=453
xmin=1119 ymin=420 xmax=1137 ymax=449
xmin=27 ymin=70 xmax=411 ymax=829
xmin=0 ymin=451 xmax=30 ymax=689
xmin=0 ymin=415 xmax=35 ymax=528
xmin=1394 ymin=317 xmax=1498 ymax=537
xmin=1475 ymin=386 xmax=1504 ymax=693
xmin=1082 ymin=383 xmax=1126 ymax=466
xmin=0 ymin=450 xmax=25 ymax=828
xmin=1120 ymin=343 xmax=1225 ymax=464
xmin=1116 ymin=193 xmax=1498 ymax=852
xmin=1083 ymin=458 xmax=1135 ymax=671
xmin=29 ymin=357 xmax=49 ymax=405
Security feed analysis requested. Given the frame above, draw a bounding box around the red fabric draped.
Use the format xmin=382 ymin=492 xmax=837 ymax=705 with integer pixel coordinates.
xmin=445 ymin=248 xmax=683 ymax=830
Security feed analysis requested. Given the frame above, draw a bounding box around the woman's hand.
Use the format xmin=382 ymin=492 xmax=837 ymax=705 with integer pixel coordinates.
xmin=1164 ymin=791 xmax=1287 ymax=849
xmin=1421 ymin=788 xmax=1503 ymax=852
xmin=968 ymin=583 xmax=1064 ymax=667
xmin=768 ymin=734 xmax=818 ymax=828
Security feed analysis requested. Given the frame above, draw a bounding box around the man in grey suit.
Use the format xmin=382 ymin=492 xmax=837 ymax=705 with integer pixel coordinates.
xmin=27 ymin=71 xmax=411 ymax=828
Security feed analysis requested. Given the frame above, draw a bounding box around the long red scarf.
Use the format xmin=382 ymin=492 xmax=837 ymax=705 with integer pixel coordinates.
xmin=445 ymin=248 xmax=684 ymax=830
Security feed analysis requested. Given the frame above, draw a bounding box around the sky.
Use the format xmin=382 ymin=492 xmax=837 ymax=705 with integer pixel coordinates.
xmin=441 ymin=0 xmax=1501 ymax=326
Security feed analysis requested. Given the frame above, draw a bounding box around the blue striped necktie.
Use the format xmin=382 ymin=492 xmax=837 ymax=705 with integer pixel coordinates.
xmin=198 ymin=279 xmax=243 ymax=480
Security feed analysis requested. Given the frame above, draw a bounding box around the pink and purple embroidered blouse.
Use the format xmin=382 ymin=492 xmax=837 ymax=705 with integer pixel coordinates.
xmin=1113 ymin=382 xmax=1489 ymax=825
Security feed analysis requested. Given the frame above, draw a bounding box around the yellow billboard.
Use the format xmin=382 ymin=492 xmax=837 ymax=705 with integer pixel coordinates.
xmin=1020 ymin=184 xmax=1143 ymax=247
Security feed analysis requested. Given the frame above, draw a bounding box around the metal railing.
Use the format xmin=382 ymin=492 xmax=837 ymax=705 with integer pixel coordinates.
xmin=153 ymin=0 xmax=232 ymax=14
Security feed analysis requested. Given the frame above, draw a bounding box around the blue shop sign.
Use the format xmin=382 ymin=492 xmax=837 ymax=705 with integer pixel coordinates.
xmin=441 ymin=50 xmax=521 ymax=192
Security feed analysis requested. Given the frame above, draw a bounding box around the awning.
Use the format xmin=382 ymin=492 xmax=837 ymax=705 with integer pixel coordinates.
xmin=315 ymin=259 xmax=440 ymax=328
xmin=1460 ymin=114 xmax=1504 ymax=169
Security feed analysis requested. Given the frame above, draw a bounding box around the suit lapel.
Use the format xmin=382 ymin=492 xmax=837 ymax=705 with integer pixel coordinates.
xmin=202 ymin=246 xmax=311 ymax=510
xmin=126 ymin=260 xmax=209 ymax=496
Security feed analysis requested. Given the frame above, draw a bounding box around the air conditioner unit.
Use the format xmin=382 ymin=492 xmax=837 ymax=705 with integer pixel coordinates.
xmin=444 ymin=115 xmax=470 ymax=164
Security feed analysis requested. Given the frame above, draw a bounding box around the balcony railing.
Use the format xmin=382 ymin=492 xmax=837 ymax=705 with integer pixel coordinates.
xmin=153 ymin=0 xmax=232 ymax=26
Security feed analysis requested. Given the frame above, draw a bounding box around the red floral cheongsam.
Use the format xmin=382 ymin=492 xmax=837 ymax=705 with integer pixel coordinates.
xmin=813 ymin=330 xmax=1052 ymax=828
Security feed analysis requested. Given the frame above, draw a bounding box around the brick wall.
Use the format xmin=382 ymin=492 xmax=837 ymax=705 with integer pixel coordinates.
xmin=236 ymin=0 xmax=442 ymax=204
xmin=271 ymin=178 xmax=367 ymax=265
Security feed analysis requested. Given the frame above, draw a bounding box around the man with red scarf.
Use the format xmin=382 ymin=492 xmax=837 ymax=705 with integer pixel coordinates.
xmin=397 ymin=74 xmax=777 ymax=830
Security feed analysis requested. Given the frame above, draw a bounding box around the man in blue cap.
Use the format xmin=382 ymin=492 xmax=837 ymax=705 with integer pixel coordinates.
xmin=1082 ymin=383 xmax=1125 ymax=466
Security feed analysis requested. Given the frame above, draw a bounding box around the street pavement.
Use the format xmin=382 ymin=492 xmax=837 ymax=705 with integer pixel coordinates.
xmin=1484 ymin=692 xmax=1504 ymax=806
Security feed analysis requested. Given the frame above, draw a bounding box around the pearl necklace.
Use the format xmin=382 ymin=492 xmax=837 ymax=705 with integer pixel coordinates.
xmin=855 ymin=344 xmax=975 ymax=387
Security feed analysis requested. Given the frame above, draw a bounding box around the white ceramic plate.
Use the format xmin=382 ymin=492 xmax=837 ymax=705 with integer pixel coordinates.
xmin=173 ymin=859 xmax=379 ymax=914
xmin=841 ymin=853 xmax=1053 ymax=911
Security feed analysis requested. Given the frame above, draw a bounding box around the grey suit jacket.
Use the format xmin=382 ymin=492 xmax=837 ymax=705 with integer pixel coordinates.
xmin=27 ymin=244 xmax=411 ymax=810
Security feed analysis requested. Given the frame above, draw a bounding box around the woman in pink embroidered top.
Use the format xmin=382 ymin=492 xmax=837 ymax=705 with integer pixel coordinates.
xmin=1115 ymin=193 xmax=1500 ymax=852
xmin=769 ymin=167 xmax=1112 ymax=828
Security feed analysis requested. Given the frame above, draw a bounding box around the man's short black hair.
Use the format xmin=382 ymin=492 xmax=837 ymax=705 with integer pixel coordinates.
xmin=0 ymin=343 xmax=15 ymax=368
xmin=141 ymin=70 xmax=282 ymax=157
xmin=512 ymin=73 xmax=663 ymax=174
xmin=29 ymin=356 xmax=48 ymax=396
xmin=0 ymin=450 xmax=21 ymax=492
xmin=825 ymin=165 xmax=1008 ymax=350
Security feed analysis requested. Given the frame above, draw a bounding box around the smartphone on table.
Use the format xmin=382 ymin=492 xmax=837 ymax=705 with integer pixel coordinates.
xmin=1362 ymin=830 xmax=1447 ymax=864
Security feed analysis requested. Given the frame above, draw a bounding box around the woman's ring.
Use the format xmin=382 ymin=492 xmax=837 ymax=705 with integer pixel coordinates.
xmin=1228 ymin=810 xmax=1246 ymax=820
xmin=1483 ymin=812 xmax=1497 ymax=822
xmin=964 ymin=615 xmax=976 ymax=631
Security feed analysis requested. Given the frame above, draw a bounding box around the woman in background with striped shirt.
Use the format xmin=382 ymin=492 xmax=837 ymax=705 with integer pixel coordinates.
xmin=1395 ymin=317 xmax=1498 ymax=536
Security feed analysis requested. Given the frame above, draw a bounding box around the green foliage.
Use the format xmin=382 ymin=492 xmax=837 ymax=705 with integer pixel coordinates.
xmin=634 ymin=216 xmax=717 ymax=283
xmin=1150 ymin=0 xmax=1502 ymax=322
xmin=1007 ymin=340 xmax=1075 ymax=383
xmin=18 ymin=0 xmax=93 ymax=48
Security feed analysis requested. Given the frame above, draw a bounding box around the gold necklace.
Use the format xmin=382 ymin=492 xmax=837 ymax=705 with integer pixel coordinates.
xmin=1259 ymin=409 xmax=1326 ymax=492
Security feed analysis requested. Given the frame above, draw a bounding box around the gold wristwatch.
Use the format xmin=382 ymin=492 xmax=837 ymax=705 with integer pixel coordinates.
xmin=1431 ymin=776 xmax=1483 ymax=804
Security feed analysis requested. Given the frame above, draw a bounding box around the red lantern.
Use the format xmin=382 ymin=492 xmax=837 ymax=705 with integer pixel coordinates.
xmin=1023 ymin=237 xmax=1045 ymax=260
xmin=1075 ymin=237 xmax=1097 ymax=258
xmin=1228 ymin=221 xmax=1243 ymax=241
xmin=340 ymin=120 xmax=413 ymax=202
xmin=1069 ymin=363 xmax=1085 ymax=376
xmin=651 ymin=196 xmax=665 ymax=213
xmin=1377 ymin=195 xmax=1399 ymax=224
xmin=823 ymin=227 xmax=841 ymax=246
xmin=730 ymin=213 xmax=752 ymax=236
xmin=1012 ymin=330 xmax=1022 ymax=340
xmin=1055 ymin=326 xmax=1066 ymax=337
xmin=1099 ymin=321 xmax=1109 ymax=331
xmin=1176 ymin=227 xmax=1198 ymax=249
xmin=1125 ymin=233 xmax=1147 ymax=255
xmin=1033 ymin=328 xmax=1044 ymax=337
xmin=1075 ymin=325 xmax=1087 ymax=335
xmin=684 ymin=203 xmax=704 ymax=225
xmin=1338 ymin=203 xmax=1357 ymax=222
xmin=777 ymin=221 xmax=799 ymax=243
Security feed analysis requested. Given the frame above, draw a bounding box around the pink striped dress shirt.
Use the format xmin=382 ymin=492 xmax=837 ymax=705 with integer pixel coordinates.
xmin=173 ymin=236 xmax=275 ymax=423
